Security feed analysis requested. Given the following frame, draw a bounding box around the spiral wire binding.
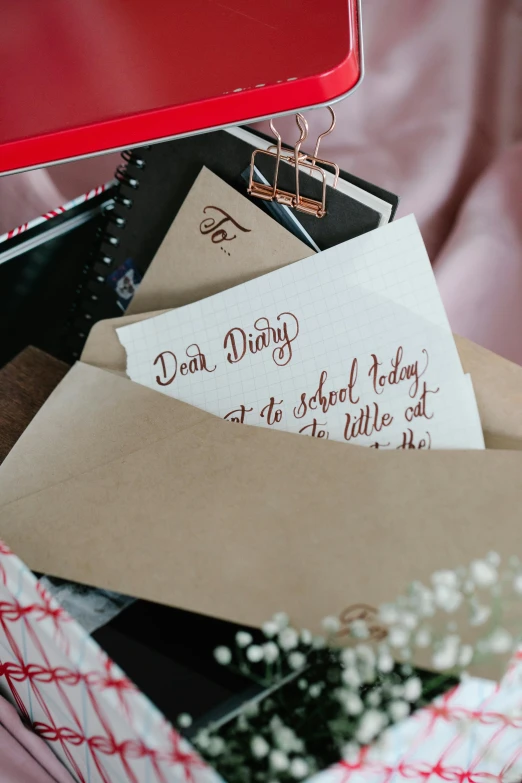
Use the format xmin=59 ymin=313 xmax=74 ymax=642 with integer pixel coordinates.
xmin=65 ymin=148 xmax=148 ymax=360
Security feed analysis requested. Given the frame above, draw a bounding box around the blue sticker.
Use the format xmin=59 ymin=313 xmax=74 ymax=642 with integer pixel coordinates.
xmin=106 ymin=257 xmax=142 ymax=311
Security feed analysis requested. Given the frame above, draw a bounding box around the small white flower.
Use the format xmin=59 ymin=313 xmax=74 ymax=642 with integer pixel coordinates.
xmin=263 ymin=642 xmax=280 ymax=663
xmin=389 ymin=626 xmax=410 ymax=648
xmin=350 ymin=619 xmax=370 ymax=639
xmin=341 ymin=741 xmax=360 ymax=763
xmin=298 ymin=679 xmax=307 ymax=690
xmin=177 ymin=713 xmax=192 ymax=728
xmin=377 ymin=648 xmax=394 ymax=673
xmin=342 ymin=666 xmax=361 ymax=689
xmin=236 ymin=631 xmax=253 ymax=648
xmin=339 ymin=690 xmax=363 ymax=715
xmin=312 ymin=635 xmax=326 ymax=649
xmin=289 ymin=651 xmax=306 ymax=670
xmin=356 ymin=709 xmax=387 ymax=745
xmin=207 ymin=736 xmax=225 ymax=757
xmin=388 ymin=700 xmax=410 ymax=721
xmin=309 ymin=683 xmax=322 ymax=698
xmin=270 ymin=749 xmax=289 ymax=772
xmin=251 ymin=735 xmax=270 ymax=758
xmin=322 ymin=615 xmax=341 ymax=634
xmin=300 ymin=629 xmax=313 ymax=645
xmin=263 ymin=620 xmax=279 ymax=638
xmin=513 ymin=574 xmax=522 ymax=595
xmin=470 ymin=559 xmax=498 ymax=588
xmin=195 ymin=730 xmax=209 ymax=749
xmin=391 ymin=683 xmax=404 ymax=698
xmin=434 ymin=584 xmax=462 ymax=613
xmin=432 ymin=635 xmax=460 ymax=670
xmin=273 ymin=726 xmax=298 ymax=752
xmin=289 ymin=758 xmax=309 ymax=779
xmin=243 ymin=700 xmax=259 ymax=717
xmin=399 ymin=611 xmax=418 ymax=630
xmin=214 ymin=646 xmax=232 ymax=665
xmin=486 ymin=551 xmax=501 ymax=567
xmin=487 ymin=628 xmax=513 ymax=654
xmin=246 ymin=644 xmax=264 ymax=663
xmin=272 ymin=612 xmax=289 ymax=631
xmin=432 ymin=570 xmax=459 ymax=588
xmin=379 ymin=603 xmax=399 ymax=625
xmin=237 ymin=714 xmax=248 ymax=731
xmin=278 ymin=627 xmax=299 ymax=650
xmin=458 ymin=644 xmax=474 ymax=668
xmin=341 ymin=647 xmax=356 ymax=667
xmin=470 ymin=604 xmax=491 ymax=626
xmin=356 ymin=644 xmax=376 ymax=667
xmin=410 ymin=583 xmax=435 ymax=617
xmin=366 ymin=690 xmax=381 ymax=707
xmin=403 ymin=677 xmax=422 ymax=702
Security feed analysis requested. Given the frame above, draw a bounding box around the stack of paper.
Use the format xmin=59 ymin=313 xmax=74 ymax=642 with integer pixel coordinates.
xmin=117 ymin=215 xmax=484 ymax=450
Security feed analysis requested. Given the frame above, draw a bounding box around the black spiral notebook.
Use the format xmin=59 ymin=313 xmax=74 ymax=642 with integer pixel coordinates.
xmin=67 ymin=126 xmax=399 ymax=359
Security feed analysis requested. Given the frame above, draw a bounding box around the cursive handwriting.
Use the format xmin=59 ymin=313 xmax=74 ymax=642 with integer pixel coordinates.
xmin=199 ymin=206 xmax=251 ymax=244
xmin=368 ymin=346 xmax=429 ymax=398
xmin=404 ymin=381 xmax=439 ymax=421
xmin=224 ymin=405 xmax=253 ymax=423
xmin=293 ymin=363 xmax=359 ymax=419
xmin=343 ymin=403 xmax=394 ymax=442
xmin=153 ymin=344 xmax=216 ymax=386
xmin=299 ymin=418 xmax=329 ymax=438
xmin=260 ymin=397 xmax=283 ymax=425
xmin=224 ymin=312 xmax=299 ymax=368
xmin=397 ymin=429 xmax=432 ymax=449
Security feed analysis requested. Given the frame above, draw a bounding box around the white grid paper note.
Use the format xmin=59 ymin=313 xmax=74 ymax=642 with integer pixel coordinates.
xmin=117 ymin=215 xmax=485 ymax=450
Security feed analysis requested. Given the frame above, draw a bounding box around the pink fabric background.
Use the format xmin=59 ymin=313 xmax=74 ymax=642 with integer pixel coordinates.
xmin=0 ymin=1 xmax=521 ymax=778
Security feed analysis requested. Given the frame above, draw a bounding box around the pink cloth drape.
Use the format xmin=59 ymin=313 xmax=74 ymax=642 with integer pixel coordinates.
xmin=0 ymin=694 xmax=73 ymax=782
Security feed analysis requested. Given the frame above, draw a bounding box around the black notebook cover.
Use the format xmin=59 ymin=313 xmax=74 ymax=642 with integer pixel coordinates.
xmin=68 ymin=128 xmax=399 ymax=358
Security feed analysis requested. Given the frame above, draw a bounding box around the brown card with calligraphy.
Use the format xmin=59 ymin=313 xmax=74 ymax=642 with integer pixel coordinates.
xmin=127 ymin=167 xmax=314 ymax=315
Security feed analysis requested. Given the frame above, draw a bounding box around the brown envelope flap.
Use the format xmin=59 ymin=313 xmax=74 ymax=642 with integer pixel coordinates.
xmin=0 ymin=362 xmax=207 ymax=505
xmin=454 ymin=335 xmax=522 ymax=449
xmin=82 ymin=314 xmax=522 ymax=450
xmin=1 ymin=360 xmax=521 ymax=650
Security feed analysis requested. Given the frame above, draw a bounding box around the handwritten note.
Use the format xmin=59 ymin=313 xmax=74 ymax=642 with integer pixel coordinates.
xmin=117 ymin=215 xmax=484 ymax=450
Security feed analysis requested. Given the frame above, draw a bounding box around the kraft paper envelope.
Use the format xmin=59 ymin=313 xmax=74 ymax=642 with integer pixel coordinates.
xmin=1 ymin=351 xmax=522 ymax=643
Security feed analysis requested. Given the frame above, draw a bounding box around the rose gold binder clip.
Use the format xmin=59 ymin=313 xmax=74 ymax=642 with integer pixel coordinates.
xmin=248 ymin=106 xmax=339 ymax=218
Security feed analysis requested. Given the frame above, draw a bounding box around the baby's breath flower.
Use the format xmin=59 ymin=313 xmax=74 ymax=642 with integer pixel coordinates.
xmin=432 ymin=570 xmax=459 ymax=588
xmin=214 ymin=646 xmax=232 ymax=665
xmin=458 ymin=644 xmax=474 ymax=668
xmin=273 ymin=613 xmax=289 ymax=631
xmin=243 ymin=700 xmax=259 ymax=718
xmin=342 ymin=666 xmax=361 ymax=689
xmin=322 ymin=615 xmax=341 ymax=634
xmin=288 ymin=651 xmax=306 ymax=670
xmin=388 ymin=626 xmax=410 ymax=648
xmin=470 ymin=559 xmax=498 ymax=588
xmin=379 ymin=603 xmax=399 ymax=625
xmin=289 ymin=758 xmax=309 ymax=779
xmin=391 ymin=683 xmax=404 ymax=698
xmin=434 ymin=584 xmax=462 ymax=613
xmin=297 ymin=678 xmax=308 ymax=690
xmin=263 ymin=642 xmax=280 ymax=663
xmin=177 ymin=713 xmax=192 ymax=729
xmin=207 ymin=736 xmax=225 ymax=757
xmin=388 ymin=700 xmax=409 ymax=721
xmin=195 ymin=730 xmax=209 ymax=750
xmin=312 ymin=635 xmax=326 ymax=649
xmin=410 ymin=583 xmax=435 ymax=617
xmin=338 ymin=689 xmax=363 ymax=715
xmin=350 ymin=619 xmax=370 ymax=639
xmin=263 ymin=621 xmax=279 ymax=638
xmin=486 ymin=551 xmax=501 ymax=566
xmin=487 ymin=627 xmax=513 ymax=654
xmin=514 ymin=574 xmax=522 ymax=595
xmin=470 ymin=604 xmax=491 ymax=626
xmin=251 ymin=735 xmax=270 ymax=759
xmin=432 ymin=634 xmax=460 ymax=670
xmin=398 ymin=611 xmax=418 ymax=630
xmin=341 ymin=647 xmax=356 ymax=667
xmin=356 ymin=709 xmax=387 ymax=744
xmin=270 ymin=749 xmax=289 ymax=772
xmin=365 ymin=690 xmax=381 ymax=707
xmin=246 ymin=644 xmax=264 ymax=663
xmin=309 ymin=683 xmax=322 ymax=698
xmin=300 ymin=629 xmax=313 ymax=645
xmin=403 ymin=676 xmax=422 ymax=702
xmin=273 ymin=725 xmax=299 ymax=752
xmin=341 ymin=741 xmax=360 ymax=763
xmin=377 ymin=648 xmax=394 ymax=673
xmin=278 ymin=627 xmax=299 ymax=650
xmin=236 ymin=631 xmax=253 ymax=648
